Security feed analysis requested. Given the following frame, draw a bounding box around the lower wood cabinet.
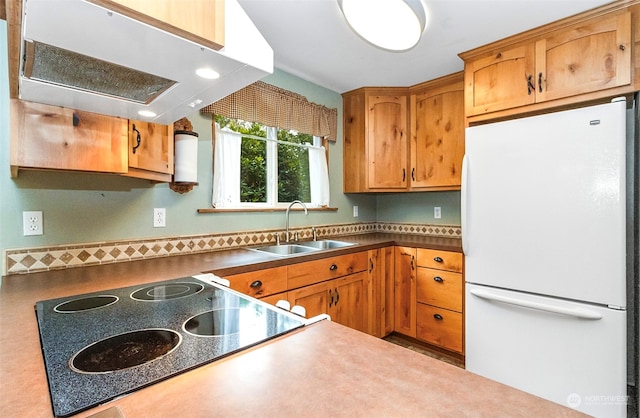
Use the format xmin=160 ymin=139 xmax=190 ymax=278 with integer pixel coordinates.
xmin=394 ymin=246 xmax=416 ymax=337
xmin=288 ymin=271 xmax=368 ymax=333
xmin=394 ymin=246 xmax=465 ymax=355
xmin=415 ymin=248 xmax=464 ymax=354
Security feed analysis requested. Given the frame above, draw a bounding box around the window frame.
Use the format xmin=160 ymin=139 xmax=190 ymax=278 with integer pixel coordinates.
xmin=219 ymin=119 xmax=325 ymax=209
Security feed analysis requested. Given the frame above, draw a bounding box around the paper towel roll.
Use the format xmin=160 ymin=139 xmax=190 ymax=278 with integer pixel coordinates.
xmin=174 ymin=130 xmax=199 ymax=183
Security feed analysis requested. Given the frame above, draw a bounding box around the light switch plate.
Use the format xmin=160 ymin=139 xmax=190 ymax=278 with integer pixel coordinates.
xmin=434 ymin=207 xmax=442 ymax=219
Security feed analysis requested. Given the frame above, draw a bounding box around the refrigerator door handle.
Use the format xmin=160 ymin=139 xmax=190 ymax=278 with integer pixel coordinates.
xmin=470 ymin=288 xmax=603 ymax=320
xmin=461 ymin=154 xmax=469 ymax=255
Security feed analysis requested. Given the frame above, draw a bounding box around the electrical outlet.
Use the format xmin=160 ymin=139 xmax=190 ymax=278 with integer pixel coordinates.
xmin=23 ymin=211 xmax=43 ymax=236
xmin=154 ymin=208 xmax=166 ymax=228
xmin=353 ymin=205 xmax=359 ymax=217
xmin=434 ymin=206 xmax=442 ymax=219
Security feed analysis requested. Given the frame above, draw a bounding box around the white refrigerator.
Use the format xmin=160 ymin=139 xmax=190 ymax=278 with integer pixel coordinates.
xmin=463 ymin=99 xmax=628 ymax=418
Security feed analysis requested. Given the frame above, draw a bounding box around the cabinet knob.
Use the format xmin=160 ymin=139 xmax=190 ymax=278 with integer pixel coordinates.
xmin=250 ymin=280 xmax=262 ymax=289
xmin=329 ymin=264 xmax=338 ymax=271
xmin=433 ymin=276 xmax=444 ymax=283
xmin=433 ymin=314 xmax=443 ymax=320
xmin=433 ymin=256 xmax=443 ymax=263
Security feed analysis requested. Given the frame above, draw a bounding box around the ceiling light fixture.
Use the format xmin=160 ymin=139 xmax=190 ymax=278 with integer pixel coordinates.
xmin=337 ymin=0 xmax=427 ymax=52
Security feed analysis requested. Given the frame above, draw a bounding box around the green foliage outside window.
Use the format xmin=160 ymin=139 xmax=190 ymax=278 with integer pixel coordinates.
xmin=215 ymin=115 xmax=312 ymax=204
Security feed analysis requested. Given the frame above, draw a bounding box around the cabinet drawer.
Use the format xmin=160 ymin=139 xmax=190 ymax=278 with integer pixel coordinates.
xmin=417 ymin=248 xmax=462 ymax=272
xmin=416 ymin=304 xmax=463 ymax=353
xmin=416 ymin=268 xmax=462 ymax=312
xmin=287 ymin=252 xmax=368 ymax=289
xmin=225 ymin=266 xmax=287 ymax=298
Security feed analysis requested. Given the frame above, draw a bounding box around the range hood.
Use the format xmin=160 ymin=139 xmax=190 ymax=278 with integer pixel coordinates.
xmin=18 ymin=0 xmax=273 ymax=124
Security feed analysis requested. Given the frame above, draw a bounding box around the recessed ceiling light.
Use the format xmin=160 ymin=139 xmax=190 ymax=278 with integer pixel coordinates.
xmin=137 ymin=110 xmax=157 ymax=118
xmin=338 ymin=0 xmax=427 ymax=52
xmin=196 ymin=68 xmax=220 ymax=79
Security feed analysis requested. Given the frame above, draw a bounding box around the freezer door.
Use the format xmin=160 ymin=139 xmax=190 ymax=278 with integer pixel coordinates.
xmin=463 ymin=100 xmax=627 ymax=307
xmin=466 ymin=284 xmax=627 ymax=418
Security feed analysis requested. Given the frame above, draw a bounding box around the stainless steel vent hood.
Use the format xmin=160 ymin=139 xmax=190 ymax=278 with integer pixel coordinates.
xmin=18 ymin=0 xmax=273 ymax=124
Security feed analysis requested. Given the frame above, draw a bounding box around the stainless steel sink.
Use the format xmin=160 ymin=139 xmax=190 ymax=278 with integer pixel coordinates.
xmin=248 ymin=244 xmax=320 ymax=256
xmin=248 ymin=240 xmax=356 ymax=257
xmin=296 ymin=240 xmax=356 ymax=249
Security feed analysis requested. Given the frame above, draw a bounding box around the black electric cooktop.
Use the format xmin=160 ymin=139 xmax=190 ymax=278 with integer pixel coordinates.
xmin=35 ymin=275 xmax=306 ymax=417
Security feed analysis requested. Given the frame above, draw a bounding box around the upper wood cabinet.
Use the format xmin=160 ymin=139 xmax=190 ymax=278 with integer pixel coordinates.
xmin=94 ymin=0 xmax=225 ymax=49
xmin=10 ymin=99 xmax=128 ymax=176
xmin=343 ymin=88 xmax=409 ymax=192
xmin=461 ymin=7 xmax=635 ymax=120
xmin=127 ymin=120 xmax=174 ymax=182
xmin=342 ymin=73 xmax=465 ymax=193
xmin=10 ymin=100 xmax=174 ymax=182
xmin=409 ymin=73 xmax=465 ymax=190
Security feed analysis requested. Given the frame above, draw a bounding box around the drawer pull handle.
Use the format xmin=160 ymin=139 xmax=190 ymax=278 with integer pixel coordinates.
xmin=433 ymin=276 xmax=444 ymax=283
xmin=250 ymin=280 xmax=262 ymax=289
xmin=329 ymin=289 xmax=334 ymax=307
xmin=433 ymin=256 xmax=443 ymax=263
xmin=335 ymin=288 xmax=340 ymax=305
xmin=433 ymin=314 xmax=443 ymax=320
xmin=329 ymin=264 xmax=338 ymax=271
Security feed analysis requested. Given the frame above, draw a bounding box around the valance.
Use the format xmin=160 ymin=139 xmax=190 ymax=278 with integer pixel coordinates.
xmin=201 ymin=81 xmax=337 ymax=142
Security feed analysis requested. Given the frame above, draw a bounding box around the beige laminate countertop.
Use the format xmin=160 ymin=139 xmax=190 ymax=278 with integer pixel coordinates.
xmin=0 ymin=233 xmax=586 ymax=417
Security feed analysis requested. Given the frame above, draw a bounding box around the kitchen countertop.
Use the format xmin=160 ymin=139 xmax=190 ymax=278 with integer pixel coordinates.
xmin=0 ymin=232 xmax=584 ymax=417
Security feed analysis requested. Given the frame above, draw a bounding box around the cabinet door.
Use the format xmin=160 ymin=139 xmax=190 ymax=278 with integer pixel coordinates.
xmin=10 ymin=99 xmax=128 ymax=174
xmin=394 ymin=246 xmax=416 ymax=337
xmin=288 ymin=281 xmax=331 ymax=320
xmin=411 ymin=86 xmax=464 ymax=189
xmin=331 ymin=272 xmax=368 ymax=333
xmin=535 ymin=12 xmax=631 ymax=103
xmin=367 ymin=95 xmax=408 ymax=189
xmin=464 ymin=44 xmax=536 ymax=116
xmin=367 ymin=247 xmax=395 ymax=337
xmin=127 ymin=120 xmax=174 ymax=181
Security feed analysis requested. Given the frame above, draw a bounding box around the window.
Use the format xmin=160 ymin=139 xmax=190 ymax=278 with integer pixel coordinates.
xmin=212 ymin=116 xmax=330 ymax=209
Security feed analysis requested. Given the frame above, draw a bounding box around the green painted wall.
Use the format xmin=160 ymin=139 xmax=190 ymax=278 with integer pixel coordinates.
xmin=0 ymin=20 xmax=461 ymax=274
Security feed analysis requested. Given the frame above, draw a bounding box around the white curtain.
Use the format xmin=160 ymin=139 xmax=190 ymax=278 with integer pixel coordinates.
xmin=309 ymin=146 xmax=330 ymax=206
xmin=212 ymin=124 xmax=242 ymax=208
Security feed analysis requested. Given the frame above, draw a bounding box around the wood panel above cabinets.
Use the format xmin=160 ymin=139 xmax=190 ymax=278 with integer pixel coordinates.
xmin=460 ymin=2 xmax=638 ymax=122
xmin=342 ymin=72 xmax=465 ymax=193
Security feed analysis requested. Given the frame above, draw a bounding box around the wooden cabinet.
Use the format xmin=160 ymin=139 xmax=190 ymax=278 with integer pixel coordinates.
xmin=343 ymin=88 xmax=409 ymax=192
xmin=461 ymin=9 xmax=633 ymax=119
xmin=415 ymin=249 xmax=464 ymax=354
xmin=288 ymin=272 xmax=368 ymax=333
xmin=127 ymin=120 xmax=174 ymax=182
xmin=9 ymin=100 xmax=174 ymax=181
xmin=367 ymin=247 xmax=395 ymax=338
xmin=9 ymin=99 xmax=128 ymax=176
xmin=97 ymin=0 xmax=225 ymax=50
xmin=393 ymin=246 xmax=416 ymax=337
xmin=343 ymin=74 xmax=465 ymax=193
xmin=409 ymin=73 xmax=465 ymax=190
xmin=287 ymin=252 xmax=368 ymax=290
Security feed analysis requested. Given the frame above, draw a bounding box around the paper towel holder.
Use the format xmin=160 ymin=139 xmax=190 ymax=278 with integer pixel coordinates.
xmin=170 ymin=118 xmax=199 ymax=194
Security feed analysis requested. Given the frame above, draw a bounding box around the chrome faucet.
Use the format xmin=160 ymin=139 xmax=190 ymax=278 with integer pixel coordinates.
xmin=285 ymin=200 xmax=308 ymax=242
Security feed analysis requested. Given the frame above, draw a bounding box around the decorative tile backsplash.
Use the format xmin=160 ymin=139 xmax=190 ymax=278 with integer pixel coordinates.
xmin=4 ymin=222 xmax=461 ymax=276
